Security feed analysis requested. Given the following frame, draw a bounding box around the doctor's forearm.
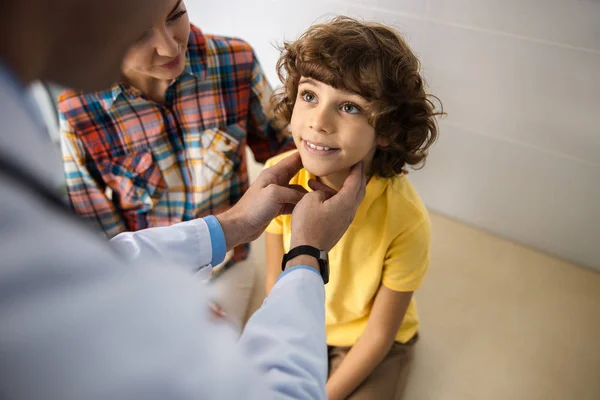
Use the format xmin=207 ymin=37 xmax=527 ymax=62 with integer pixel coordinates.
xmin=239 ymin=268 xmax=328 ymax=399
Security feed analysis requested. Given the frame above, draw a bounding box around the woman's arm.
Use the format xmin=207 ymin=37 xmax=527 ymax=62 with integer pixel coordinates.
xmin=326 ymin=286 xmax=413 ymax=400
xmin=265 ymin=232 xmax=285 ymax=295
xmin=245 ymin=53 xmax=295 ymax=163
xmin=59 ymin=111 xmax=126 ymax=237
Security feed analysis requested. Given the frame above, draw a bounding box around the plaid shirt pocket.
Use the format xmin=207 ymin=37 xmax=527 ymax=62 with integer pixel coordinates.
xmin=192 ymin=125 xmax=241 ymax=191
xmin=97 ymin=149 xmax=166 ymax=212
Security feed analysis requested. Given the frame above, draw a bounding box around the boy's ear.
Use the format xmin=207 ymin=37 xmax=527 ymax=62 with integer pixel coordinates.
xmin=376 ymin=135 xmax=392 ymax=147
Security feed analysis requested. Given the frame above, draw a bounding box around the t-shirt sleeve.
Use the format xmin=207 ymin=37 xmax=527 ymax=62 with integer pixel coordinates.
xmin=266 ymin=215 xmax=284 ymax=235
xmin=382 ymin=217 xmax=431 ymax=292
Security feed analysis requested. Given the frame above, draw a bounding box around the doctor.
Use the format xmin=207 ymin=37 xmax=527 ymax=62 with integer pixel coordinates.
xmin=0 ymin=0 xmax=366 ymax=399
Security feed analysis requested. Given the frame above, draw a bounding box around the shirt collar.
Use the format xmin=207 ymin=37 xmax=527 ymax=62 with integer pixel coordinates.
xmin=104 ymin=84 xmax=126 ymax=109
xmin=0 ymin=61 xmax=49 ymax=136
xmin=303 ymin=167 xmax=391 ymax=227
xmin=104 ymin=25 xmax=207 ymax=109
xmin=0 ymin=59 xmax=64 ymax=191
xmin=183 ymin=25 xmax=207 ymax=79
xmin=0 ymin=60 xmax=26 ymax=97
xmin=352 ymin=175 xmax=390 ymax=227
xmin=0 ymin=61 xmax=41 ymax=122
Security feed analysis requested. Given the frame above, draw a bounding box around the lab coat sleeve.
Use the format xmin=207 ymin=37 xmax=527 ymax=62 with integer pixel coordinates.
xmin=111 ymin=215 xmax=328 ymax=398
xmin=239 ymin=267 xmax=328 ymax=399
xmin=109 ymin=216 xmax=226 ymax=274
xmin=0 ymin=186 xmax=327 ymax=399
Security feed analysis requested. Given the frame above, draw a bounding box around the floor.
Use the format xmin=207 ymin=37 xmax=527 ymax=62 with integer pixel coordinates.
xmin=245 ymin=212 xmax=600 ymax=400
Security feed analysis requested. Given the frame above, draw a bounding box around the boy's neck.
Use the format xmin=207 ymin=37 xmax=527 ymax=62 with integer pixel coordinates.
xmin=318 ymin=170 xmax=350 ymax=192
xmin=317 ymin=157 xmax=374 ymax=192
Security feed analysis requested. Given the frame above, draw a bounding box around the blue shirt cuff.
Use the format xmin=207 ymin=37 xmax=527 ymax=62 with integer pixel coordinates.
xmin=204 ymin=216 xmax=226 ymax=267
xmin=277 ymin=265 xmax=322 ymax=282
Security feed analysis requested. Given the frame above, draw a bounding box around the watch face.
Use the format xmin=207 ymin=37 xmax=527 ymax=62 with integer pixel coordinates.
xmin=319 ymin=251 xmax=330 ymax=285
xmin=319 ymin=250 xmax=328 ymax=262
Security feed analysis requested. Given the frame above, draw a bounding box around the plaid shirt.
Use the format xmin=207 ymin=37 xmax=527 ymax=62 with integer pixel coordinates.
xmin=59 ymin=25 xmax=293 ymax=264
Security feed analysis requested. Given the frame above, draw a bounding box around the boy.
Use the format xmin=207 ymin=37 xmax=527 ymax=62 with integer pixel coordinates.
xmin=265 ymin=16 xmax=442 ymax=399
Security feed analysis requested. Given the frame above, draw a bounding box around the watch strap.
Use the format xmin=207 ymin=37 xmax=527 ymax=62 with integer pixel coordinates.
xmin=281 ymin=245 xmax=329 ymax=284
xmin=281 ymin=245 xmax=322 ymax=270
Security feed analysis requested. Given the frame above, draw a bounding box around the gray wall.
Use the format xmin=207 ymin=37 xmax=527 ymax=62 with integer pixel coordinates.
xmin=189 ymin=0 xmax=600 ymax=269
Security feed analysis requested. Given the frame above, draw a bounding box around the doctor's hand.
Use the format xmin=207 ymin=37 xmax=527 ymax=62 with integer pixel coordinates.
xmin=290 ymin=161 xmax=366 ymax=253
xmin=216 ymin=152 xmax=307 ymax=250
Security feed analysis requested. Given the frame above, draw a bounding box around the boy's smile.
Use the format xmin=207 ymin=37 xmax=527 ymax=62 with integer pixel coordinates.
xmin=302 ymin=139 xmax=340 ymax=156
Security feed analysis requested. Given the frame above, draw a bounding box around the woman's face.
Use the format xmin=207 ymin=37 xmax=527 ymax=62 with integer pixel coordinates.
xmin=122 ymin=0 xmax=190 ymax=81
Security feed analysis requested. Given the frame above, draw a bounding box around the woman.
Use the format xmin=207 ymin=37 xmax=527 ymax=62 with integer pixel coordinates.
xmin=59 ymin=0 xmax=292 ymax=326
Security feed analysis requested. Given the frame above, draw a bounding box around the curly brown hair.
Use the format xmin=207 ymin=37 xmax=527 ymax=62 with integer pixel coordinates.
xmin=272 ymin=16 xmax=443 ymax=178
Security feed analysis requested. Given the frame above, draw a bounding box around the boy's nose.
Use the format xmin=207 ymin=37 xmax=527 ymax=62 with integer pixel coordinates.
xmin=309 ymin=107 xmax=333 ymax=134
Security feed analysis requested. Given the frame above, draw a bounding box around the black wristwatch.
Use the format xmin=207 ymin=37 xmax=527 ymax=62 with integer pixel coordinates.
xmin=282 ymin=245 xmax=329 ymax=284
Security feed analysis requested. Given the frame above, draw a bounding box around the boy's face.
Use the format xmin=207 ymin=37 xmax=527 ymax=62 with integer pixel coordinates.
xmin=290 ymin=77 xmax=378 ymax=178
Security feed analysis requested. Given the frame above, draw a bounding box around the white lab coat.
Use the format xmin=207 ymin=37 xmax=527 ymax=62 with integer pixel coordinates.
xmin=0 ymin=62 xmax=327 ymax=399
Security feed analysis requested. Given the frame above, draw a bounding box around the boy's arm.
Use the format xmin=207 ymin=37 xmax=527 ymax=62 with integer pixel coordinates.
xmin=326 ymin=286 xmax=413 ymax=400
xmin=265 ymin=232 xmax=285 ymax=295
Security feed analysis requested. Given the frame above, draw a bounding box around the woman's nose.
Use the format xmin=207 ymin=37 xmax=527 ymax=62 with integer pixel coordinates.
xmin=154 ymin=27 xmax=179 ymax=58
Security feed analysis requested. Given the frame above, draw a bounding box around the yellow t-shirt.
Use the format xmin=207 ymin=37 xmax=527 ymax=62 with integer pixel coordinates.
xmin=265 ymin=151 xmax=431 ymax=346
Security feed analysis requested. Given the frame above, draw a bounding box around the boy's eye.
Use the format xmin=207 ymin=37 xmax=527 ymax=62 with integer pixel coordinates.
xmin=341 ymin=103 xmax=361 ymax=114
xmin=301 ymin=91 xmax=317 ymax=103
